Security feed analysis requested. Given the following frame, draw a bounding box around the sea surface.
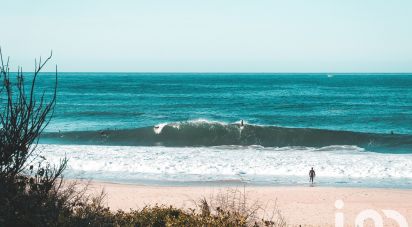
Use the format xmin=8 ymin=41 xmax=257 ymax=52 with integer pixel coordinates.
xmin=33 ymin=73 xmax=412 ymax=188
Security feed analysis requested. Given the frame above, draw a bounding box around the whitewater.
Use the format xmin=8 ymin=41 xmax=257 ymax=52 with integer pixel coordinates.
xmin=40 ymin=144 xmax=412 ymax=188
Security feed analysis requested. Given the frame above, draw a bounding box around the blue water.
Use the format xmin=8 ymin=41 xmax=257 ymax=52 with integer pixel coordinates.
xmin=31 ymin=73 xmax=412 ymax=187
xmin=46 ymin=73 xmax=412 ymax=134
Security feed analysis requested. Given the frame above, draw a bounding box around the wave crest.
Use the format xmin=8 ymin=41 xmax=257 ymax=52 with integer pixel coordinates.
xmin=42 ymin=119 xmax=412 ymax=153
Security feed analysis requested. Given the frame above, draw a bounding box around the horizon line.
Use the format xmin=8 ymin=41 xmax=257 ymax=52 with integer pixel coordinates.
xmin=9 ymin=71 xmax=412 ymax=74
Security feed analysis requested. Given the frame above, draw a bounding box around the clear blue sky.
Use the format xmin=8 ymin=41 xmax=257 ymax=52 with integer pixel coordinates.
xmin=1 ymin=0 xmax=411 ymax=72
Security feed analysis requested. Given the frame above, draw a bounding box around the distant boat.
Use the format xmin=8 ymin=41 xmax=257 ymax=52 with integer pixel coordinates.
xmin=327 ymin=74 xmax=334 ymax=78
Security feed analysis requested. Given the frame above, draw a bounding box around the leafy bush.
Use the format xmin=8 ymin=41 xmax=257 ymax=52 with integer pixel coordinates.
xmin=60 ymin=187 xmax=285 ymax=227
xmin=63 ymin=196 xmax=284 ymax=227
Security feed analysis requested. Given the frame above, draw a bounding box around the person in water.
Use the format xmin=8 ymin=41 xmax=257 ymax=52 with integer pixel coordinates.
xmin=240 ymin=120 xmax=244 ymax=126
xmin=309 ymin=167 xmax=316 ymax=184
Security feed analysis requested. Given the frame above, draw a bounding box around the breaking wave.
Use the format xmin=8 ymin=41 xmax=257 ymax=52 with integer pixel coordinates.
xmin=41 ymin=119 xmax=412 ymax=153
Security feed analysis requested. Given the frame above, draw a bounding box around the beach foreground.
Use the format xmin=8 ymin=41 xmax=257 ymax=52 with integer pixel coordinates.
xmin=83 ymin=181 xmax=412 ymax=226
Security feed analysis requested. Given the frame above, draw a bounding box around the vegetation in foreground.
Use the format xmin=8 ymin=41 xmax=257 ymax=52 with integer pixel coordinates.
xmin=0 ymin=48 xmax=285 ymax=226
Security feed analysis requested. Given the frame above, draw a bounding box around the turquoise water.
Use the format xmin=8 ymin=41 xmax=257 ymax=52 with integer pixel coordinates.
xmin=40 ymin=73 xmax=412 ymax=152
xmin=49 ymin=73 xmax=412 ymax=134
xmin=33 ymin=73 xmax=412 ymax=187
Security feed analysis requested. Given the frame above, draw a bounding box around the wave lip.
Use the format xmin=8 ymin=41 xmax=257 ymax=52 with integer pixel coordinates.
xmin=41 ymin=119 xmax=412 ymax=153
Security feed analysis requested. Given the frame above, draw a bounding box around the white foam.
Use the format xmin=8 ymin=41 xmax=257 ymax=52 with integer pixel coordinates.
xmin=38 ymin=144 xmax=412 ymax=187
xmin=187 ymin=118 xmax=227 ymax=125
xmin=153 ymin=123 xmax=168 ymax=134
xmin=153 ymin=119 xmax=228 ymax=134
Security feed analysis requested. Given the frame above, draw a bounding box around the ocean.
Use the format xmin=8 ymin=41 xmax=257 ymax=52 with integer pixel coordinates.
xmin=36 ymin=73 xmax=412 ymax=188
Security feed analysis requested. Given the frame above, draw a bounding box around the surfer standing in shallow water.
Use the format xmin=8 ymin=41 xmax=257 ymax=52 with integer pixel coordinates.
xmin=309 ymin=167 xmax=316 ymax=184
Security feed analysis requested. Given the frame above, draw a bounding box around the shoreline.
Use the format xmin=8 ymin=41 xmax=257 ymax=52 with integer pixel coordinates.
xmin=76 ymin=179 xmax=412 ymax=226
xmin=70 ymin=177 xmax=412 ymax=190
xmin=41 ymin=144 xmax=412 ymax=188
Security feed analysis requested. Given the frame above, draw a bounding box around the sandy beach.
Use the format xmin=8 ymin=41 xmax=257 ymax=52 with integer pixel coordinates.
xmin=82 ymin=181 xmax=412 ymax=226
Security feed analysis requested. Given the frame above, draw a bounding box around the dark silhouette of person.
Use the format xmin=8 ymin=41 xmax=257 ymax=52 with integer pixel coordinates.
xmin=240 ymin=120 xmax=244 ymax=126
xmin=309 ymin=167 xmax=316 ymax=183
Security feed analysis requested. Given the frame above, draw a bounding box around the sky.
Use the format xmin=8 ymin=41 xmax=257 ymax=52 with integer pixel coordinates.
xmin=0 ymin=0 xmax=411 ymax=72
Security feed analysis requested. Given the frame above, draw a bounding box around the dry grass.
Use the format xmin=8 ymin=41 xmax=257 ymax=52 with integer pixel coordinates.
xmin=193 ymin=186 xmax=287 ymax=227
